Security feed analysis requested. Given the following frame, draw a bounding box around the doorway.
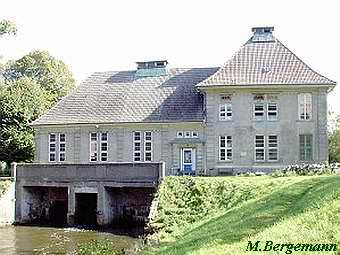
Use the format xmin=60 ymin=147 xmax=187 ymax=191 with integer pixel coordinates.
xmin=75 ymin=193 xmax=98 ymax=226
xmin=181 ymin=148 xmax=196 ymax=174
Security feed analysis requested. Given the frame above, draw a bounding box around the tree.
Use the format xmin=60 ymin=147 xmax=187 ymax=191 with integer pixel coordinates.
xmin=328 ymin=112 xmax=340 ymax=163
xmin=4 ymin=50 xmax=75 ymax=105
xmin=0 ymin=20 xmax=17 ymax=36
xmin=0 ymin=77 xmax=48 ymax=165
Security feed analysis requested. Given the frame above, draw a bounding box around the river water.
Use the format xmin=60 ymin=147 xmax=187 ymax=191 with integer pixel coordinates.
xmin=0 ymin=226 xmax=139 ymax=255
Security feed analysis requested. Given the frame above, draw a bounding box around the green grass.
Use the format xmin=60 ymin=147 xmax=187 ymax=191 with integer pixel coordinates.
xmin=143 ymin=175 xmax=340 ymax=255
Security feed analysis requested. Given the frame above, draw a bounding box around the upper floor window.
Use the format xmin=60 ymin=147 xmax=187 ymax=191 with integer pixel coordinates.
xmin=49 ymin=133 xmax=66 ymax=162
xmin=90 ymin=132 xmax=108 ymax=162
xmin=298 ymin=93 xmax=312 ymax=120
xmin=219 ymin=136 xmax=232 ymax=161
xmin=267 ymin=103 xmax=278 ymax=121
xmin=133 ymin=131 xmax=153 ymax=162
xmin=299 ymin=134 xmax=313 ymax=161
xmin=254 ymin=103 xmax=265 ymax=120
xmin=219 ymin=104 xmax=232 ymax=121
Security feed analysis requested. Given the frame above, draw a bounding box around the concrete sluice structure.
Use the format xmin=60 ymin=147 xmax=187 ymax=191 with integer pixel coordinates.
xmin=13 ymin=162 xmax=164 ymax=228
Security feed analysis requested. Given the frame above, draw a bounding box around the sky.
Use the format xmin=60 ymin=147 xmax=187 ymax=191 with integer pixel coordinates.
xmin=1 ymin=0 xmax=339 ymax=113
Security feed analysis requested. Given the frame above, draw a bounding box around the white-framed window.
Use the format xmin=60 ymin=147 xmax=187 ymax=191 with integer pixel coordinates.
xmin=299 ymin=134 xmax=313 ymax=161
xmin=49 ymin=133 xmax=57 ymax=162
xmin=133 ymin=131 xmax=142 ymax=162
xmin=219 ymin=104 xmax=232 ymax=121
xmin=100 ymin=132 xmax=108 ymax=162
xmin=144 ymin=131 xmax=152 ymax=162
xmin=298 ymin=93 xmax=312 ymax=120
xmin=59 ymin=133 xmax=66 ymax=162
xmin=267 ymin=103 xmax=278 ymax=121
xmin=184 ymin=131 xmax=191 ymax=138
xmin=255 ymin=135 xmax=265 ymax=161
xmin=254 ymin=103 xmax=265 ymax=120
xmin=90 ymin=132 xmax=98 ymax=162
xmin=192 ymin=131 xmax=198 ymax=138
xmin=219 ymin=136 xmax=232 ymax=161
xmin=177 ymin=131 xmax=184 ymax=138
xmin=268 ymin=135 xmax=278 ymax=161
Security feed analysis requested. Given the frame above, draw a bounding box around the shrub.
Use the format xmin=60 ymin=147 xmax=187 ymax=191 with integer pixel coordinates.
xmin=0 ymin=161 xmax=10 ymax=177
xmin=271 ymin=162 xmax=335 ymax=177
xmin=77 ymin=239 xmax=124 ymax=255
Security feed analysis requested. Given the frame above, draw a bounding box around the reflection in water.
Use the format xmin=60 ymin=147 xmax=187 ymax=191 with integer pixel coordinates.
xmin=0 ymin=226 xmax=138 ymax=255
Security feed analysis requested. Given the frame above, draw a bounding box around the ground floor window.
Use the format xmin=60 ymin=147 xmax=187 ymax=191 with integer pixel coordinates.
xmin=255 ymin=135 xmax=265 ymax=161
xmin=219 ymin=136 xmax=232 ymax=161
xmin=299 ymin=134 xmax=313 ymax=161
xmin=133 ymin=131 xmax=153 ymax=162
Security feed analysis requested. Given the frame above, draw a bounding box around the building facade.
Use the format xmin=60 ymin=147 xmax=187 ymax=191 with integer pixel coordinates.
xmin=31 ymin=27 xmax=336 ymax=176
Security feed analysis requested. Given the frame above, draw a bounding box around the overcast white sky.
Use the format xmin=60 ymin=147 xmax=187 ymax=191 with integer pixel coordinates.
xmin=1 ymin=0 xmax=339 ymax=113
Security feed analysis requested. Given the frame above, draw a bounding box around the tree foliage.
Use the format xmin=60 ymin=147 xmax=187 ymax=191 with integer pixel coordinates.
xmin=328 ymin=112 xmax=340 ymax=163
xmin=0 ymin=77 xmax=49 ymax=164
xmin=4 ymin=50 xmax=75 ymax=105
xmin=0 ymin=20 xmax=17 ymax=36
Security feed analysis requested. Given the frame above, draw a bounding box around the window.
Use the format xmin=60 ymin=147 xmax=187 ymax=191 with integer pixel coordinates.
xmin=133 ymin=131 xmax=153 ymax=162
xmin=254 ymin=103 xmax=265 ymax=120
xmin=267 ymin=103 xmax=278 ymax=121
xmin=49 ymin=133 xmax=66 ymax=162
xmin=268 ymin=135 xmax=278 ymax=161
xmin=49 ymin=133 xmax=56 ymax=162
xmin=255 ymin=135 xmax=265 ymax=161
xmin=100 ymin=133 xmax=108 ymax=161
xmin=192 ymin=131 xmax=198 ymax=138
xmin=144 ymin=131 xmax=152 ymax=162
xmin=219 ymin=104 xmax=232 ymax=121
xmin=89 ymin=132 xmax=108 ymax=162
xmin=59 ymin=133 xmax=66 ymax=162
xmin=298 ymin=93 xmax=312 ymax=120
xmin=177 ymin=131 xmax=199 ymax=138
xmin=219 ymin=136 xmax=232 ymax=161
xmin=90 ymin=133 xmax=98 ymax=162
xmin=300 ymin=134 xmax=313 ymax=161
xmin=133 ymin=131 xmax=142 ymax=162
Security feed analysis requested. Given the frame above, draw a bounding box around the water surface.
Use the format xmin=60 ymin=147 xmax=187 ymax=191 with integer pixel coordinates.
xmin=0 ymin=226 xmax=138 ymax=254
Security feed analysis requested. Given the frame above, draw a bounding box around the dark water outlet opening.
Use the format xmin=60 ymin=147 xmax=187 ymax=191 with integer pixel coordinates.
xmin=23 ymin=186 xmax=68 ymax=226
xmin=75 ymin=193 xmax=98 ymax=226
xmin=50 ymin=200 xmax=68 ymax=226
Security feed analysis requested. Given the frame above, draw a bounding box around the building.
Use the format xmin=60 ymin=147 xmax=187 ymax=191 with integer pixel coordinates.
xmin=31 ymin=26 xmax=336 ymax=175
xmin=14 ymin=27 xmax=336 ymax=226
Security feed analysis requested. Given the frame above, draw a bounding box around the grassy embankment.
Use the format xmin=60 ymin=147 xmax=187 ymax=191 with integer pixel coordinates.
xmin=142 ymin=175 xmax=340 ymax=255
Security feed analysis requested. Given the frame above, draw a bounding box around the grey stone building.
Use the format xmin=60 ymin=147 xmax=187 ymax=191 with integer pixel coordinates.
xmin=14 ymin=26 xmax=336 ymax=226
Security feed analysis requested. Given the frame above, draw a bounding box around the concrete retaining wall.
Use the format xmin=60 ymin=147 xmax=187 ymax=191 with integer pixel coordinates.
xmin=0 ymin=178 xmax=15 ymax=225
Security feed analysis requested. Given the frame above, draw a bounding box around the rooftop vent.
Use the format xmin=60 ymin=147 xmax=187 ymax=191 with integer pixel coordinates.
xmin=135 ymin=60 xmax=168 ymax=77
xmin=250 ymin=26 xmax=275 ymax=43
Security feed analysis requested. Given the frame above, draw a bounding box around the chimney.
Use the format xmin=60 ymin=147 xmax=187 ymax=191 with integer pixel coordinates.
xmin=250 ymin=26 xmax=275 ymax=43
xmin=136 ymin=60 xmax=168 ymax=70
xmin=135 ymin=60 xmax=168 ymax=77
